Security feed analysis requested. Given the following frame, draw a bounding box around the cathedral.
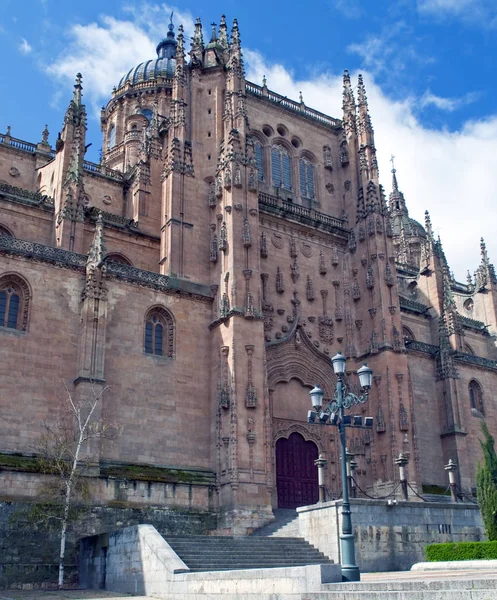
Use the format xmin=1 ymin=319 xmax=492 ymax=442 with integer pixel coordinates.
xmin=1 ymin=15 xmax=496 ymax=533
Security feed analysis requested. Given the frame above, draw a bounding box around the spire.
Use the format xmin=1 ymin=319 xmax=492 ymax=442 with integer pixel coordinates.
xmin=190 ymin=17 xmax=204 ymax=60
xmin=231 ymin=18 xmax=241 ymax=51
xmin=342 ymin=70 xmax=356 ymax=138
xmin=156 ymin=13 xmax=177 ymax=59
xmin=475 ymin=237 xmax=497 ymax=290
xmin=424 ymin=210 xmax=433 ymax=239
xmin=388 ymin=155 xmax=407 ymax=215
xmin=356 ymin=74 xmax=377 ymax=182
xmin=41 ymin=124 xmax=49 ymax=144
xmin=357 ymin=73 xmax=367 ymax=107
xmin=64 ymin=73 xmax=86 ymax=128
xmin=218 ymin=15 xmax=229 ymax=48
xmin=176 ymin=24 xmax=185 ymax=65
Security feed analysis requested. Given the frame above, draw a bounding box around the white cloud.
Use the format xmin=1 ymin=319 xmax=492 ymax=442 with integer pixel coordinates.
xmin=419 ymin=90 xmax=480 ymax=111
xmin=418 ymin=0 xmax=497 ymax=27
xmin=19 ymin=38 xmax=32 ymax=54
xmin=44 ymin=10 xmax=497 ymax=279
xmin=46 ymin=5 xmax=195 ymax=113
xmin=245 ymin=50 xmax=497 ymax=280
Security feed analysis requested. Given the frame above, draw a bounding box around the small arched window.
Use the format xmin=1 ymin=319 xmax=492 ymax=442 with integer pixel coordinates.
xmin=402 ymin=326 xmax=415 ymax=344
xmin=469 ymin=380 xmax=484 ymax=415
xmin=0 ymin=273 xmax=30 ymax=331
xmin=271 ymin=144 xmax=292 ymax=190
xmin=0 ymin=224 xmax=14 ymax=237
xmin=104 ymin=253 xmax=133 ymax=266
xmin=144 ymin=306 xmax=175 ymax=358
xmin=108 ymin=124 xmax=116 ymax=149
xmin=255 ymin=142 xmax=264 ymax=181
xmin=299 ymin=157 xmax=315 ymax=200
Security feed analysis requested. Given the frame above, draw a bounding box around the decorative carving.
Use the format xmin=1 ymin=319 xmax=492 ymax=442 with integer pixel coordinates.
xmin=218 ymin=345 xmax=230 ymax=409
xmin=399 ymin=403 xmax=409 ymax=431
xmin=352 ymin=276 xmax=361 ymax=301
xmin=348 ymin=231 xmax=356 ymax=252
xmin=245 ymin=345 xmax=257 ymax=408
xmin=271 ymin=232 xmax=284 ymax=249
xmin=260 ymin=232 xmax=268 ymax=258
xmin=219 ymin=221 xmax=228 ymax=252
xmin=243 ymin=219 xmax=252 ymax=248
xmin=210 ymin=224 xmax=218 ymax=263
xmin=331 ymin=245 xmax=339 ymax=266
xmin=290 ymin=236 xmax=297 ymax=258
xmin=243 ymin=270 xmax=256 ymax=319
xmin=261 ymin=273 xmax=274 ymax=332
xmin=319 ymin=250 xmax=327 ymax=275
xmin=358 ymin=225 xmax=366 ymax=241
xmin=385 ymin=263 xmax=395 ymax=287
xmin=392 ymin=325 xmax=402 ymax=352
xmin=323 ymin=145 xmax=333 ymax=169
xmin=234 ymin=163 xmax=242 ymax=187
xmin=376 ymin=216 xmax=383 ymax=234
xmin=306 ymin=275 xmax=315 ymax=301
xmin=208 ymin=181 xmax=216 ymax=208
xmin=376 ymin=406 xmax=386 ymax=433
xmin=366 ymin=266 xmax=375 ymax=289
xmin=290 ymin=258 xmax=300 ymax=283
xmin=301 ymin=242 xmax=312 ymax=258
xmin=276 ymin=266 xmax=285 ymax=294
xmin=370 ymin=330 xmax=379 ymax=354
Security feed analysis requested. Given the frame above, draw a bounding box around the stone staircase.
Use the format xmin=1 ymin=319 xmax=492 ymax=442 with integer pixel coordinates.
xmin=165 ymin=534 xmax=333 ymax=572
xmin=251 ymin=508 xmax=300 ymax=537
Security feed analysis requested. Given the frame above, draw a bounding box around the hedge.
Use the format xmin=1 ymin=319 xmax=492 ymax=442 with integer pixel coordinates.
xmin=425 ymin=541 xmax=497 ymax=562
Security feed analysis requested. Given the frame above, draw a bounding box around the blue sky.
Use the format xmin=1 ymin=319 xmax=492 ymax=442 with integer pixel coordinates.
xmin=1 ymin=0 xmax=497 ymax=277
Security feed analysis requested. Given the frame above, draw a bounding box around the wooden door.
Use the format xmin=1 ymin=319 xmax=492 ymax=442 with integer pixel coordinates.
xmin=276 ymin=432 xmax=319 ymax=509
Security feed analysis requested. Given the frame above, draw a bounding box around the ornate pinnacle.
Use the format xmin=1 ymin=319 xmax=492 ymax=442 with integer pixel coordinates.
xmin=219 ymin=14 xmax=229 ymax=48
xmin=424 ymin=210 xmax=433 ymax=237
xmin=87 ymin=212 xmax=105 ymax=268
xmin=231 ymin=18 xmax=241 ymax=48
xmin=192 ymin=17 xmax=204 ymax=50
xmin=176 ymin=25 xmax=185 ymax=63
xmin=357 ymin=73 xmax=367 ymax=107
xmin=342 ymin=69 xmax=356 ymax=114
xmin=41 ymin=124 xmax=49 ymax=144
xmin=73 ymin=73 xmax=83 ymax=105
xmin=480 ymin=237 xmax=488 ymax=264
xmin=210 ymin=22 xmax=217 ymax=43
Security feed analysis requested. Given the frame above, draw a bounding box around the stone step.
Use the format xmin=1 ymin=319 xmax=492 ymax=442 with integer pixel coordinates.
xmin=252 ymin=509 xmax=300 ymax=538
xmin=164 ymin=534 xmax=333 ymax=572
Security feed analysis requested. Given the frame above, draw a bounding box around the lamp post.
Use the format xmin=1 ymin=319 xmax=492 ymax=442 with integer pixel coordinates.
xmin=445 ymin=459 xmax=458 ymax=503
xmin=314 ymin=454 xmax=328 ymax=503
xmin=395 ymin=453 xmax=409 ymax=501
xmin=307 ymin=352 xmax=373 ymax=583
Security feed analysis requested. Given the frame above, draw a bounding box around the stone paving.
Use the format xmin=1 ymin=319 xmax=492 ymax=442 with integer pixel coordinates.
xmin=2 ymin=569 xmax=497 ymax=600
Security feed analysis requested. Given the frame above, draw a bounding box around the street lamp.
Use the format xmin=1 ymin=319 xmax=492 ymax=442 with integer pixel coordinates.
xmin=307 ymin=352 xmax=373 ymax=582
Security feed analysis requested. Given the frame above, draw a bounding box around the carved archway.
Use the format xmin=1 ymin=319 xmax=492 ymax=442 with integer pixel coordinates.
xmin=266 ymin=323 xmax=337 ymax=398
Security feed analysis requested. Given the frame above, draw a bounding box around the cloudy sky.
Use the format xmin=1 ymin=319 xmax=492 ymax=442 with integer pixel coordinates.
xmin=1 ymin=0 xmax=496 ymax=279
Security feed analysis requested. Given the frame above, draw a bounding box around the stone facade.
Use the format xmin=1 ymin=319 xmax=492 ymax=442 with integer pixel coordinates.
xmin=1 ymin=15 xmax=496 ymax=534
xmin=297 ymin=499 xmax=484 ymax=571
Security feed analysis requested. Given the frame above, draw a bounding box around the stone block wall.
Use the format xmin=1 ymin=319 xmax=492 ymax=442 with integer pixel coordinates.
xmin=0 ymin=500 xmax=216 ymax=589
xmin=297 ymin=498 xmax=484 ymax=572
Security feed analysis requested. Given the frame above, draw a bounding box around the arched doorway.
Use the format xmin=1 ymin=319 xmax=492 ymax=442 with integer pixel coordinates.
xmin=276 ymin=432 xmax=319 ymax=509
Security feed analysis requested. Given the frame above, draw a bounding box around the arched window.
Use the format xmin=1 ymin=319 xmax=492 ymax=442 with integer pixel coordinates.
xmin=469 ymin=380 xmax=484 ymax=415
xmin=299 ymin=157 xmax=315 ymax=200
xmin=144 ymin=306 xmax=175 ymax=358
xmin=0 ymin=224 xmax=14 ymax=237
xmin=108 ymin=124 xmax=116 ymax=149
xmin=464 ymin=343 xmax=475 ymax=355
xmin=255 ymin=142 xmax=264 ymax=181
xmin=104 ymin=253 xmax=133 ymax=266
xmin=0 ymin=273 xmax=30 ymax=331
xmin=402 ymin=326 xmax=415 ymax=344
xmin=271 ymin=144 xmax=292 ymax=190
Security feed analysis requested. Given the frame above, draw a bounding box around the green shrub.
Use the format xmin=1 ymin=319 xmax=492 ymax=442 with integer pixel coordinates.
xmin=425 ymin=541 xmax=497 ymax=562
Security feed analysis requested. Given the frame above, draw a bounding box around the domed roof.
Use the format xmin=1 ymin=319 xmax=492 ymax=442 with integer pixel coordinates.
xmin=117 ymin=21 xmax=177 ymax=89
xmin=391 ymin=213 xmax=427 ymax=239
xmin=118 ymin=57 xmax=176 ymax=88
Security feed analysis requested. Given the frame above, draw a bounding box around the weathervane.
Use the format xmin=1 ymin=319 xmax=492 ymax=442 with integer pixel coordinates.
xmin=390 ymin=154 xmax=396 ymax=173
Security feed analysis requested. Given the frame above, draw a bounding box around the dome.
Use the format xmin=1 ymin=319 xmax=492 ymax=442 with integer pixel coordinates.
xmin=391 ymin=214 xmax=427 ymax=239
xmin=117 ymin=22 xmax=177 ymax=89
xmin=118 ymin=57 xmax=176 ymax=88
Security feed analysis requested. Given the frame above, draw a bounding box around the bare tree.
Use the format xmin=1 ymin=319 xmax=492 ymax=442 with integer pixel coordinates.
xmin=33 ymin=383 xmax=120 ymax=589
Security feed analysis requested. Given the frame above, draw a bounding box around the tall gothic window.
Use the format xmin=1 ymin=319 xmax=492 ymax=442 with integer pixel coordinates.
xmin=255 ymin=142 xmax=264 ymax=181
xmin=0 ymin=274 xmax=30 ymax=331
xmin=144 ymin=306 xmax=175 ymax=358
xmin=108 ymin=125 xmax=116 ymax=149
xmin=469 ymin=380 xmax=484 ymax=415
xmin=299 ymin=157 xmax=315 ymax=200
xmin=271 ymin=144 xmax=292 ymax=190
